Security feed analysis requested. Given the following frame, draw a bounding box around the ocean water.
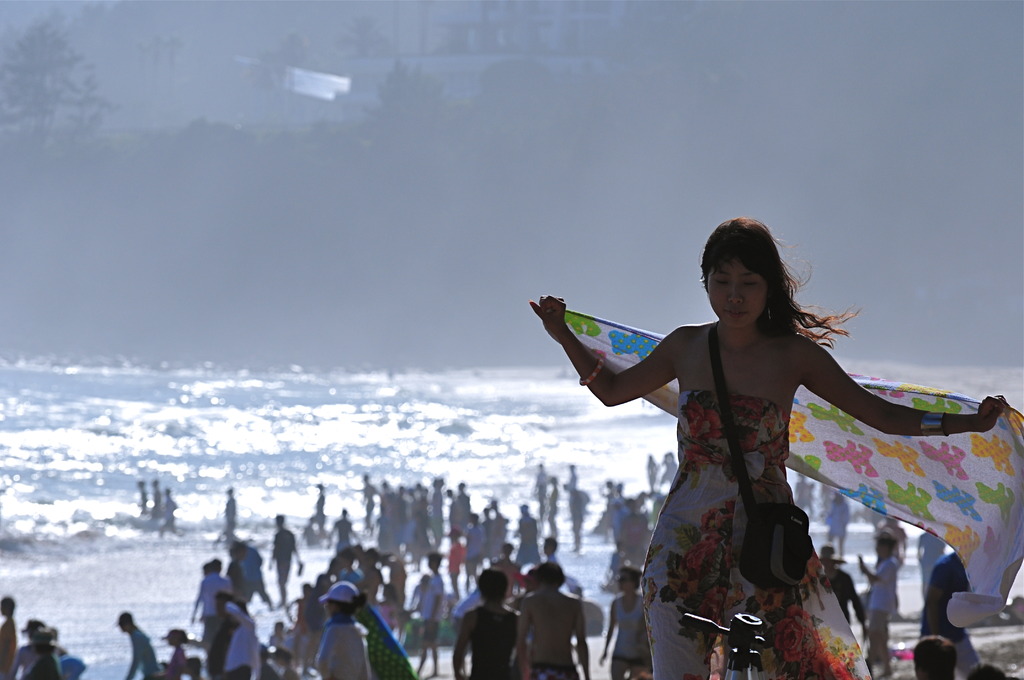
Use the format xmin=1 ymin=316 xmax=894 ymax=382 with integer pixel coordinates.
xmin=0 ymin=363 xmax=677 ymax=537
xmin=0 ymin=359 xmax=1020 ymax=680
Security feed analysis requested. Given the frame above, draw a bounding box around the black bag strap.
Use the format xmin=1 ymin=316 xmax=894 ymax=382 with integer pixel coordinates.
xmin=708 ymin=324 xmax=759 ymax=516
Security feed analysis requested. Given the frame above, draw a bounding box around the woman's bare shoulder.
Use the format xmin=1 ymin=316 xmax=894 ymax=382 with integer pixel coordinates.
xmin=775 ymin=333 xmax=844 ymax=382
xmin=661 ymin=323 xmax=712 ymax=347
xmin=782 ymin=333 xmax=836 ymax=360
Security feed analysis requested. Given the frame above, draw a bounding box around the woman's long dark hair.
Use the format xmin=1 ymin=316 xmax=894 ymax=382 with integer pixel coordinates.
xmin=700 ymin=217 xmax=855 ymax=347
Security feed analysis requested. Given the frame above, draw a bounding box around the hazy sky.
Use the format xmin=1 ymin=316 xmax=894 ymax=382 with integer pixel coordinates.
xmin=0 ymin=1 xmax=1021 ymax=372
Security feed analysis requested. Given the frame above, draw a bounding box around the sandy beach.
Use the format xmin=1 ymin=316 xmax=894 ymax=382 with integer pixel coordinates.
xmin=2 ymin=528 xmax=1021 ymax=680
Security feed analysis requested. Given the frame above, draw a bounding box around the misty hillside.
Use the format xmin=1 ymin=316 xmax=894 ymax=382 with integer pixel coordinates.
xmin=0 ymin=1 xmax=1020 ymax=370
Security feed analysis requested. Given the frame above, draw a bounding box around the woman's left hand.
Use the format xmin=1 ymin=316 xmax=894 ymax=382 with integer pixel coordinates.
xmin=972 ymin=395 xmax=1010 ymax=432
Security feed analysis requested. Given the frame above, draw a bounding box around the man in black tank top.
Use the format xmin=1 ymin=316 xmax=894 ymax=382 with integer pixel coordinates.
xmin=452 ymin=569 xmax=518 ymax=680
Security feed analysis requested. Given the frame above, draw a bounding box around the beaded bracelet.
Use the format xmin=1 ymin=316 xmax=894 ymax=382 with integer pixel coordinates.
xmin=580 ymin=356 xmax=605 ymax=386
xmin=921 ymin=412 xmax=946 ymax=437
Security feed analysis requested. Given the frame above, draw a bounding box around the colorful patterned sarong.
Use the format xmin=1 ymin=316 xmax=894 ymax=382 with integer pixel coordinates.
xmin=564 ymin=310 xmax=1024 ymax=626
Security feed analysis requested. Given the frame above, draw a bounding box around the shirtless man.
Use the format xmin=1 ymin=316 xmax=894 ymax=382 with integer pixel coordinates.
xmin=516 ymin=562 xmax=590 ymax=680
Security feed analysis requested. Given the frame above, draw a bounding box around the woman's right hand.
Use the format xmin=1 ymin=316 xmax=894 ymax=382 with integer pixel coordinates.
xmin=530 ymin=295 xmax=570 ymax=343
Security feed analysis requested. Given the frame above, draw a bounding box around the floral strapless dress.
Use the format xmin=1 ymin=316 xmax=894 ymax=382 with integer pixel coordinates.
xmin=642 ymin=390 xmax=870 ymax=680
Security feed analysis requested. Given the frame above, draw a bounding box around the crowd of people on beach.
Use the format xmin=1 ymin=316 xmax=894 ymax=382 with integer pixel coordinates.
xmin=3 ymin=453 xmax=1023 ymax=680
xmin=159 ymin=469 xmax=662 ymax=680
xmin=202 ymin=467 xmax=660 ymax=679
xmin=4 ymin=458 xmax=1024 ymax=680
xmin=0 ymin=466 xmax=669 ymax=680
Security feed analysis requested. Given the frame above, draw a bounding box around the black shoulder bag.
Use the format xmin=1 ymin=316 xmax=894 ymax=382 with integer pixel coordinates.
xmin=708 ymin=324 xmax=812 ymax=589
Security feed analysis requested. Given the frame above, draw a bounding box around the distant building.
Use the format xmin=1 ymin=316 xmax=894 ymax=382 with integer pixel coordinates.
xmin=262 ymin=0 xmax=630 ymax=123
xmin=436 ymin=0 xmax=629 ymax=56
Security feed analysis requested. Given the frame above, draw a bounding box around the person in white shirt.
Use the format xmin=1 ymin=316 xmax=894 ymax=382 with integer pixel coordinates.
xmin=859 ymin=532 xmax=900 ymax=678
xmin=463 ymin=515 xmax=486 ymax=593
xmin=314 ymin=582 xmax=370 ymax=680
xmin=223 ymin=600 xmax=260 ymax=680
xmin=599 ymin=566 xmax=649 ymax=680
xmin=415 ymin=553 xmax=446 ymax=679
xmin=191 ymin=560 xmax=233 ymax=650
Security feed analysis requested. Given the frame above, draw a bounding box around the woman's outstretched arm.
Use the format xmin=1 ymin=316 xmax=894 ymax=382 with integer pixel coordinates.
xmin=798 ymin=337 xmax=1006 ymax=436
xmin=530 ymin=296 xmax=678 ymax=407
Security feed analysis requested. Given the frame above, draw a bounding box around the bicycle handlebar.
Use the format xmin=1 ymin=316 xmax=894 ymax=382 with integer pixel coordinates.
xmin=681 ymin=612 xmax=731 ymax=637
xmin=680 ymin=612 xmax=766 ymax=651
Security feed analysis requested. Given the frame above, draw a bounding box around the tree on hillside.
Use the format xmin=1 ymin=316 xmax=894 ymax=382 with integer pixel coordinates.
xmin=366 ymin=61 xmax=448 ymax=138
xmin=0 ymin=16 xmax=111 ymax=144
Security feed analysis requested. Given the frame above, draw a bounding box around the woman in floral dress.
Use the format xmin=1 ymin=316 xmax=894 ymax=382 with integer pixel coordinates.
xmin=531 ymin=217 xmax=1006 ymax=679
